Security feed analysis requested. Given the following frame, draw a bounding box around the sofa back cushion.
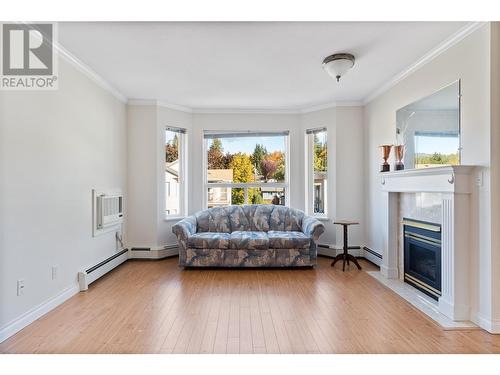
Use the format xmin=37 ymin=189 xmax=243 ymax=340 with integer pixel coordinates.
xmin=195 ymin=207 xmax=231 ymax=233
xmin=209 ymin=207 xmax=232 ymax=232
xmin=241 ymin=204 xmax=272 ymax=232
xmin=285 ymin=208 xmax=304 ymax=232
xmin=269 ymin=205 xmax=287 ymax=231
xmin=225 ymin=205 xmax=250 ymax=231
xmin=195 ymin=205 xmax=305 ymax=233
xmin=195 ymin=210 xmax=211 ymax=232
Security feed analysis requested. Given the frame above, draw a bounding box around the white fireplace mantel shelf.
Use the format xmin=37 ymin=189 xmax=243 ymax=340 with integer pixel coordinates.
xmin=377 ymin=165 xmax=477 ymax=324
xmin=380 ymin=165 xmax=476 ymax=194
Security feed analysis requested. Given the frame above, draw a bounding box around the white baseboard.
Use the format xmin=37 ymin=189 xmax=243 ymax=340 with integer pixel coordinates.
xmin=317 ymin=245 xmax=336 ymax=257
xmin=318 ymin=243 xmax=363 ymax=257
xmin=363 ymin=250 xmax=382 ymax=266
xmin=78 ymin=250 xmax=128 ymax=291
xmin=472 ymin=311 xmax=500 ymax=334
xmin=0 ymin=283 xmax=80 ymax=343
xmin=128 ymin=245 xmax=179 ymax=260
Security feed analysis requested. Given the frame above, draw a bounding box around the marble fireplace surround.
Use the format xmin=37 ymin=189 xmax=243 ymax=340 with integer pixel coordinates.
xmin=377 ymin=166 xmax=476 ymax=325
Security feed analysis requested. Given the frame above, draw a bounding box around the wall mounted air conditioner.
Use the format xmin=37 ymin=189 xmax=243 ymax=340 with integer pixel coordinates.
xmin=92 ymin=189 xmax=124 ymax=236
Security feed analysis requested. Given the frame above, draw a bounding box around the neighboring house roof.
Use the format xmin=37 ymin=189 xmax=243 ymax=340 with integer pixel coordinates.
xmin=166 ymin=160 xmax=179 ymax=177
xmin=261 ymin=187 xmax=283 ymax=193
xmin=314 ymin=171 xmax=327 ymax=180
xmin=208 ymin=169 xmax=233 ymax=183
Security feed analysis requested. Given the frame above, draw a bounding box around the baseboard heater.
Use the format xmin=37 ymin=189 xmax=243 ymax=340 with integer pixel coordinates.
xmin=78 ymin=249 xmax=128 ymax=291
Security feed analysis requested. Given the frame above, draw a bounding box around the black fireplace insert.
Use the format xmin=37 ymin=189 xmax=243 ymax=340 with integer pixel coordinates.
xmin=403 ymin=218 xmax=442 ymax=300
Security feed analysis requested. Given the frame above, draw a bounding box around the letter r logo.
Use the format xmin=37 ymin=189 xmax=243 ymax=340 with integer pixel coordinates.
xmin=2 ymin=24 xmax=53 ymax=75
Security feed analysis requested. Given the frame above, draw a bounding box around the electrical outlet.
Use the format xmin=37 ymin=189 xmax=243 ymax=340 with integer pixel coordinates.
xmin=52 ymin=265 xmax=58 ymax=280
xmin=17 ymin=279 xmax=25 ymax=296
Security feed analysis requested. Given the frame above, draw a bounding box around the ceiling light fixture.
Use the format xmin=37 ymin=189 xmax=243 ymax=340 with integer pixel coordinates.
xmin=322 ymin=53 xmax=355 ymax=82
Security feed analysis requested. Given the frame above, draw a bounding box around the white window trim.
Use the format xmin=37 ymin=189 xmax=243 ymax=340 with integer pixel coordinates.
xmin=202 ymin=132 xmax=290 ymax=209
xmin=306 ymin=128 xmax=328 ymax=218
xmin=165 ymin=127 xmax=188 ymax=219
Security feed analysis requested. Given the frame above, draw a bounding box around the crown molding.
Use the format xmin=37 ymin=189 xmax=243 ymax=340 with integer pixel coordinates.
xmin=157 ymin=101 xmax=193 ymax=113
xmin=55 ymin=41 xmax=128 ymax=103
xmin=300 ymin=102 xmax=336 ymax=114
xmin=191 ymin=101 xmax=364 ymax=115
xmin=300 ymin=101 xmax=363 ymax=113
xmin=126 ymin=99 xmax=158 ymax=106
xmin=363 ymin=21 xmax=487 ymax=105
xmin=127 ymin=99 xmax=192 ymax=113
xmin=192 ymin=107 xmax=300 ymax=114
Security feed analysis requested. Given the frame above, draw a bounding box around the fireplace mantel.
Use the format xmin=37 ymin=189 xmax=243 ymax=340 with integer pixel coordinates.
xmin=380 ymin=165 xmax=475 ymax=194
xmin=378 ymin=165 xmax=476 ymax=323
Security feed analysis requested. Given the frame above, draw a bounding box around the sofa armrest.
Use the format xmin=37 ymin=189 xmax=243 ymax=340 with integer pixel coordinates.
xmin=172 ymin=216 xmax=197 ymax=242
xmin=172 ymin=216 xmax=197 ymax=267
xmin=302 ymin=216 xmax=325 ymax=242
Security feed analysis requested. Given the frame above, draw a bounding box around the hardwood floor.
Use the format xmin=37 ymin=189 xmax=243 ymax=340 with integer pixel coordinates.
xmin=1 ymin=257 xmax=500 ymax=354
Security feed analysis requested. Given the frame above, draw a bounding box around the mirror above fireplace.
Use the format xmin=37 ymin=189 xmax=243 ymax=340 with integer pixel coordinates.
xmin=396 ymin=80 xmax=461 ymax=170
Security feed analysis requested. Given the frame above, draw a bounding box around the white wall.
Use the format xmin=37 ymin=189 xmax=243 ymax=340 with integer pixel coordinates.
xmin=0 ymin=58 xmax=127 ymax=337
xmin=363 ymin=24 xmax=493 ymax=328
xmin=126 ymin=105 xmax=158 ymax=248
xmin=301 ymin=106 xmax=365 ymax=253
xmin=126 ymin=103 xmax=192 ymax=249
xmin=490 ymin=22 xmax=500 ymax=330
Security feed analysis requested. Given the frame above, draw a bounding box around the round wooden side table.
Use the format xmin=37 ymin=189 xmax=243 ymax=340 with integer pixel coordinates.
xmin=331 ymin=220 xmax=362 ymax=271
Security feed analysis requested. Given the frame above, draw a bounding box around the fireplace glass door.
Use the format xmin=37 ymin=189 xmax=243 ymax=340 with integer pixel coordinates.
xmin=403 ymin=219 xmax=442 ymax=300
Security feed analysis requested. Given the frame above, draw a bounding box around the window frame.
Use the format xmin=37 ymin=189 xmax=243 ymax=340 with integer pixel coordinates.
xmin=202 ymin=131 xmax=290 ymax=209
xmin=165 ymin=126 xmax=187 ymax=220
xmin=306 ymin=127 xmax=328 ymax=219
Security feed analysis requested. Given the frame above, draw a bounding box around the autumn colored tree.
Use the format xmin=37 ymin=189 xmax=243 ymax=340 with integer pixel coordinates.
xmin=261 ymin=159 xmax=277 ymax=181
xmin=313 ymin=134 xmax=327 ymax=172
xmin=268 ymin=151 xmax=285 ymax=181
xmin=207 ymin=138 xmax=226 ymax=169
xmin=165 ymin=134 xmax=179 ymax=163
xmin=229 ymin=153 xmax=254 ymax=204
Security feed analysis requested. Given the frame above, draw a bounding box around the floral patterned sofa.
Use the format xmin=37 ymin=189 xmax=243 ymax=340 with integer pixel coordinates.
xmin=172 ymin=205 xmax=325 ymax=267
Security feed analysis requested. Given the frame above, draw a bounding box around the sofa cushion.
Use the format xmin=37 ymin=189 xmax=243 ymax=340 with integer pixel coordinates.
xmin=207 ymin=206 xmax=231 ymax=233
xmin=188 ymin=232 xmax=230 ymax=249
xmin=269 ymin=205 xmax=287 ymax=231
xmin=195 ymin=210 xmax=211 ymax=232
xmin=285 ymin=208 xmax=305 ymax=232
xmin=267 ymin=230 xmax=310 ymax=249
xmin=230 ymin=231 xmax=269 ymax=250
xmin=225 ymin=205 xmax=251 ymax=231
xmin=251 ymin=205 xmax=273 ymax=231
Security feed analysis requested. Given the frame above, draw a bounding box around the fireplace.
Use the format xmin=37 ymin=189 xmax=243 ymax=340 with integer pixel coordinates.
xmin=403 ymin=218 xmax=442 ymax=300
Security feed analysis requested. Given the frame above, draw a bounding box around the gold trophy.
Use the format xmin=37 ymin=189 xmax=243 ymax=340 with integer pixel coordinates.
xmin=394 ymin=144 xmax=405 ymax=171
xmin=380 ymin=144 xmax=392 ymax=172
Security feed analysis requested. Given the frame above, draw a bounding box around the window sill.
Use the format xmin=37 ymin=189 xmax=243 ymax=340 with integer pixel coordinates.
xmin=314 ymin=216 xmax=330 ymax=222
xmin=164 ymin=216 xmax=185 ymax=222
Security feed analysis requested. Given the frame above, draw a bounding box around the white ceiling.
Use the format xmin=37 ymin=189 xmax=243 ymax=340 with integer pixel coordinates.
xmin=58 ymin=22 xmax=467 ymax=110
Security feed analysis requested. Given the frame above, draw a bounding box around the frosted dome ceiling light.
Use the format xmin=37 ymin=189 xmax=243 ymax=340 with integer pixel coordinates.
xmin=322 ymin=53 xmax=355 ymax=82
